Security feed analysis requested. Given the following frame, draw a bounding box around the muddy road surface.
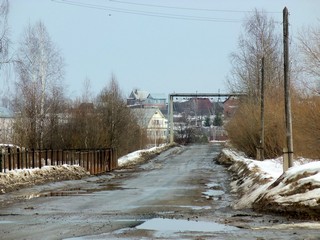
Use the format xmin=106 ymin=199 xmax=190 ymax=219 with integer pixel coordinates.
xmin=0 ymin=143 xmax=319 ymax=239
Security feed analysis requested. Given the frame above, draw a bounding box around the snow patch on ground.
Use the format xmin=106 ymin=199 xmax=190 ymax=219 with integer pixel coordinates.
xmin=0 ymin=165 xmax=90 ymax=193
xmin=220 ymin=148 xmax=320 ymax=219
xmin=118 ymin=144 xmax=171 ymax=167
xmin=0 ymin=144 xmax=174 ymax=194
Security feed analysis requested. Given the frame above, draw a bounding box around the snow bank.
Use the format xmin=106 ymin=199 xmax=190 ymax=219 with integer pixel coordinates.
xmin=0 ymin=144 xmax=174 ymax=194
xmin=118 ymin=144 xmax=171 ymax=167
xmin=0 ymin=165 xmax=90 ymax=194
xmin=219 ymin=148 xmax=320 ymax=219
xmin=219 ymin=149 xmax=279 ymax=209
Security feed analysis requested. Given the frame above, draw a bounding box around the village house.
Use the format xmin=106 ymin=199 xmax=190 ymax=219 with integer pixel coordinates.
xmin=127 ymin=89 xmax=167 ymax=111
xmin=131 ymin=107 xmax=168 ymax=146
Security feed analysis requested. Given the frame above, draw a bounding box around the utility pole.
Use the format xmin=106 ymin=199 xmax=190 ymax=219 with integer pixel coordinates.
xmin=260 ymin=56 xmax=265 ymax=161
xmin=169 ymin=94 xmax=174 ymax=144
xmin=283 ymin=7 xmax=294 ymax=169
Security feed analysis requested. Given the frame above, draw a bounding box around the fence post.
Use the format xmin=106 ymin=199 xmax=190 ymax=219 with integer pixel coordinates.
xmin=112 ymin=148 xmax=118 ymax=170
xmin=78 ymin=150 xmax=81 ymax=167
xmin=85 ymin=151 xmax=91 ymax=173
xmin=108 ymin=149 xmax=111 ymax=171
xmin=0 ymin=150 xmax=2 ymax=173
xmin=45 ymin=149 xmax=48 ymax=166
xmin=32 ymin=149 xmax=35 ymax=169
xmin=94 ymin=150 xmax=97 ymax=174
xmin=26 ymin=149 xmax=29 ymax=169
xmin=103 ymin=150 xmax=106 ymax=172
xmin=8 ymin=147 xmax=11 ymax=171
xmin=57 ymin=150 xmax=60 ymax=165
xmin=39 ymin=149 xmax=42 ymax=168
xmin=12 ymin=148 xmax=16 ymax=170
xmin=51 ymin=150 xmax=54 ymax=166
xmin=3 ymin=150 xmax=6 ymax=173
xmin=17 ymin=148 xmax=20 ymax=169
xmin=71 ymin=151 xmax=74 ymax=165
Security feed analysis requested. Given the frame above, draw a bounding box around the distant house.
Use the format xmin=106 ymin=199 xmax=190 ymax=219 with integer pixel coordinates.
xmin=131 ymin=107 xmax=168 ymax=145
xmin=127 ymin=89 xmax=166 ymax=111
xmin=223 ymin=96 xmax=239 ymax=118
xmin=0 ymin=107 xmax=14 ymax=143
xmin=173 ymin=98 xmax=214 ymax=115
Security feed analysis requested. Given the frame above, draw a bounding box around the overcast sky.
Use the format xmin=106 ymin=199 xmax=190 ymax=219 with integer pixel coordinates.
xmin=8 ymin=0 xmax=320 ymax=99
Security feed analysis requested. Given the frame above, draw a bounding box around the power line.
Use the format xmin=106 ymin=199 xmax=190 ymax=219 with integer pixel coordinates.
xmin=110 ymin=0 xmax=281 ymax=14
xmin=51 ymin=0 xmax=242 ymax=23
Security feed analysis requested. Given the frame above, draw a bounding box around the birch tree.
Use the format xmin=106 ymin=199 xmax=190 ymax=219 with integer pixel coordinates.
xmin=226 ymin=10 xmax=285 ymax=158
xmin=227 ymin=9 xmax=283 ymax=99
xmin=14 ymin=21 xmax=65 ymax=149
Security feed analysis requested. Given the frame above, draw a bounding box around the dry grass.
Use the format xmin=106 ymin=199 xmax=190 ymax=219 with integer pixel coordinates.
xmin=293 ymin=96 xmax=320 ymax=159
xmin=226 ymin=91 xmax=285 ymax=159
xmin=226 ymin=90 xmax=320 ymax=160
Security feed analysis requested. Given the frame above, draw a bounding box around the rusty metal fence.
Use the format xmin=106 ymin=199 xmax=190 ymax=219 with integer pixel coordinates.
xmin=0 ymin=147 xmax=117 ymax=175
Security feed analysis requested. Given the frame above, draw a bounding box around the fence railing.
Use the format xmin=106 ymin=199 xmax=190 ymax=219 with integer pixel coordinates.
xmin=0 ymin=148 xmax=118 ymax=175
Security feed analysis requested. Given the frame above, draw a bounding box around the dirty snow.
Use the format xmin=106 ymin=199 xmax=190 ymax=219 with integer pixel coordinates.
xmin=117 ymin=145 xmax=169 ymax=167
xmin=0 ymin=165 xmax=90 ymax=194
xmin=221 ymin=148 xmax=320 ymax=219
xmin=0 ymin=145 xmax=172 ymax=194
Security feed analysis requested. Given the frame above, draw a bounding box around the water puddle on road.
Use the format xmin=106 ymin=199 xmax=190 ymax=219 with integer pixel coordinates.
xmin=202 ymin=182 xmax=225 ymax=199
xmin=136 ymin=218 xmax=238 ymax=233
xmin=38 ymin=183 xmax=126 ymax=197
xmin=0 ymin=220 xmax=14 ymax=224
xmin=202 ymin=189 xmax=224 ymax=196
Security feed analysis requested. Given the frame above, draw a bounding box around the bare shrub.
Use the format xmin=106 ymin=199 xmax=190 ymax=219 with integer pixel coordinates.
xmin=293 ymin=96 xmax=320 ymax=159
xmin=226 ymin=89 xmax=285 ymax=159
xmin=225 ymin=98 xmax=260 ymax=158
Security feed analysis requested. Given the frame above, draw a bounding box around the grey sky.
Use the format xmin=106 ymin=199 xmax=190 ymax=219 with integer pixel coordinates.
xmin=8 ymin=0 xmax=320 ymax=99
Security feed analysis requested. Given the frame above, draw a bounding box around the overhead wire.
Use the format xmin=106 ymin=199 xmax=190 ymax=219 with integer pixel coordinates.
xmin=51 ymin=0 xmax=242 ymax=23
xmin=109 ymin=0 xmax=281 ymax=14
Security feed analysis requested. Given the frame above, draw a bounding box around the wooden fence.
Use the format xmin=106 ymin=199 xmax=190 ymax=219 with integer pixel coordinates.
xmin=0 ymin=147 xmax=117 ymax=175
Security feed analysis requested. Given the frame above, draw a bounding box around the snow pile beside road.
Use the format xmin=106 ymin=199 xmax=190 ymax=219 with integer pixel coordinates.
xmin=219 ymin=149 xmax=280 ymax=209
xmin=118 ymin=144 xmax=172 ymax=167
xmin=219 ymin=148 xmax=320 ymax=219
xmin=0 ymin=144 xmax=174 ymax=194
xmin=0 ymin=165 xmax=90 ymax=194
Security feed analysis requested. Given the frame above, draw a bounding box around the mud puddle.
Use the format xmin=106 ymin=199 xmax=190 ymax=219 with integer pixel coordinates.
xmin=38 ymin=183 xmax=127 ymax=197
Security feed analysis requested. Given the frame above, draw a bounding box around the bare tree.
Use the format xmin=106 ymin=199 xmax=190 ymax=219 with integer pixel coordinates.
xmin=0 ymin=0 xmax=9 ymax=65
xmin=226 ymin=10 xmax=287 ymax=158
xmin=298 ymin=24 xmax=320 ymax=93
xmin=81 ymin=76 xmax=94 ymax=103
xmin=97 ymin=76 xmax=128 ymax=149
xmin=227 ymin=9 xmax=283 ymax=99
xmin=0 ymin=0 xmax=11 ymax=106
xmin=97 ymin=75 xmax=146 ymax=156
xmin=13 ymin=21 xmax=65 ymax=149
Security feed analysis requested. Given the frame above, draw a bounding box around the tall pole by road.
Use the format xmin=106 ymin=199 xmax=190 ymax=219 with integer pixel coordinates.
xmin=169 ymin=94 xmax=174 ymax=144
xmin=283 ymin=7 xmax=294 ymax=168
xmin=260 ymin=56 xmax=265 ymax=161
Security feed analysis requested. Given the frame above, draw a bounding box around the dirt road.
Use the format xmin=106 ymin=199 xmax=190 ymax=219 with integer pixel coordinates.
xmin=0 ymin=143 xmax=319 ymax=239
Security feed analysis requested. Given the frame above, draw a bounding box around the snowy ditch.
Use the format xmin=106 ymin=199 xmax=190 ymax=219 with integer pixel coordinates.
xmin=219 ymin=148 xmax=320 ymax=219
